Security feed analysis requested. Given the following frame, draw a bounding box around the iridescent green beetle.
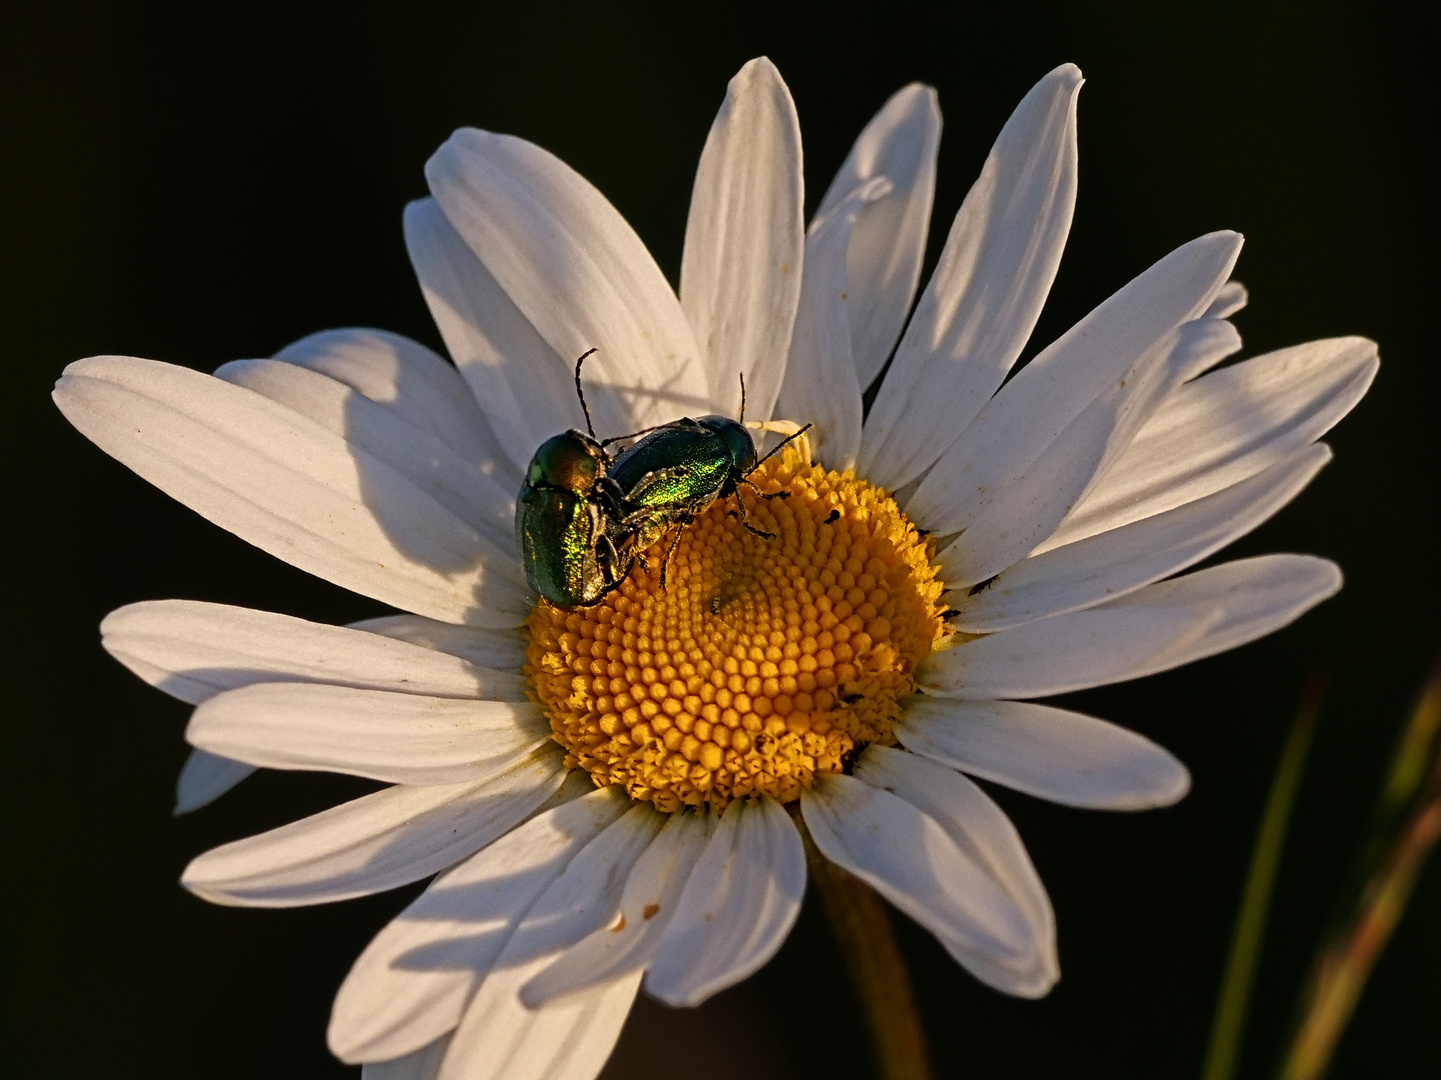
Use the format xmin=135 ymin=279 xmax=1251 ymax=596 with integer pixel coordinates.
xmin=605 ymin=377 xmax=812 ymax=590
xmin=514 ymin=351 xmax=630 ymax=607
xmin=516 ymin=350 xmax=811 ymax=607
xmin=514 ymin=429 xmax=625 ymax=607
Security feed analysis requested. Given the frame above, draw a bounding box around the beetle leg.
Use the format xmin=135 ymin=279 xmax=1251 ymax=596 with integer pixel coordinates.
xmin=731 ymin=486 xmax=776 ymax=540
xmin=738 ymin=476 xmax=791 ymax=502
xmin=595 ymin=476 xmax=628 ymax=517
xmin=657 ymin=516 xmax=693 ymax=592
xmin=597 ymin=532 xmax=624 ymax=584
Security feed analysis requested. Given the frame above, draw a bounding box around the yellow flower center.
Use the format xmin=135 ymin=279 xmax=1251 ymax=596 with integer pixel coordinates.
xmin=524 ymin=448 xmax=947 ymax=811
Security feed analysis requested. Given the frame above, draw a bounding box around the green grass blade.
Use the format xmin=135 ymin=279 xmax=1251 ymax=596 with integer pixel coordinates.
xmin=1200 ymin=672 xmax=1327 ymax=1080
xmin=1278 ymin=659 xmax=1441 ymax=1080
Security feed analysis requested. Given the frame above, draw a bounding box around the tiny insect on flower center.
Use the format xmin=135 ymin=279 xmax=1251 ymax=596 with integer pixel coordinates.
xmin=524 ymin=448 xmax=948 ymax=812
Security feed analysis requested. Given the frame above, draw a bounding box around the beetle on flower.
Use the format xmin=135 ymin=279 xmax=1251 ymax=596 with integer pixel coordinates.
xmin=54 ymin=57 xmax=1376 ymax=1080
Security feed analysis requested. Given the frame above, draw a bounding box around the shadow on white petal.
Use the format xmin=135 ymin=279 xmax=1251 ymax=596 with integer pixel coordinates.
xmin=802 ymin=774 xmax=1034 ymax=963
xmin=271 ymin=326 xmax=521 ymax=492
xmin=645 ymin=796 xmax=805 ymax=1007
xmin=860 ymin=64 xmax=1082 ymax=491
xmin=216 ymin=358 xmax=519 ymax=558
xmin=853 ymin=746 xmax=1058 ymax=997
xmin=175 ymin=748 xmax=255 ymax=814
xmin=181 ymin=749 xmax=567 ymax=908
xmin=363 ymin=1035 xmax=451 ymax=1080
xmin=681 ymin=56 xmax=804 ymax=420
xmin=424 ymin=129 xmax=713 ymax=429
xmin=815 ymin=81 xmax=941 ymax=391
xmin=54 ymin=357 xmax=530 ymax=628
xmin=439 ymin=965 xmax=639 ymax=1080
xmin=330 ymin=783 xmax=625 ymax=1065
xmin=520 ymin=810 xmax=714 ymax=1009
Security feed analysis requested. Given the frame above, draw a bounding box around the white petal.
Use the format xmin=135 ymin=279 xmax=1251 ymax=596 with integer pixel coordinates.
xmin=1098 ymin=554 xmax=1342 ymax=676
xmin=404 ymin=198 xmax=582 ymax=472
xmin=955 ymin=444 xmax=1331 ymax=632
xmin=926 ymin=303 xmax=1243 ymax=591
xmin=188 ymin=683 xmax=550 ymax=785
xmin=438 ymin=968 xmax=639 ymax=1080
xmin=424 ymin=807 xmax=672 ymax=1079
xmin=175 ymin=750 xmax=256 ymax=814
xmin=349 ymin=614 xmax=528 ymax=673
xmin=420 ymin=804 xmax=661 ymax=1078
xmin=102 ymin=600 xmax=528 ymax=815
xmin=645 ymin=796 xmax=805 ymax=1006
xmin=898 ymin=697 xmax=1190 ymax=809
xmin=101 ymin=600 xmax=525 ymax=705
xmin=520 ymin=810 xmax=713 ymax=1008
xmin=53 ymin=357 xmax=530 ymax=627
xmin=907 ymin=231 xmax=1243 ymax=551
xmin=1204 ymin=280 xmax=1248 ymax=319
xmin=854 ymin=746 xmax=1057 ymax=996
xmin=917 ymin=604 xmax=1221 ymax=699
xmin=815 ymin=82 xmax=941 ymax=390
xmin=425 ymin=130 xmax=709 ymax=429
xmin=271 ymin=327 xmax=518 ymax=490
xmin=362 ymin=1036 xmax=449 ymax=1080
xmin=330 ymin=785 xmax=629 ymax=1064
xmin=927 ymin=318 xmax=1180 ymax=589
xmin=680 ymin=57 xmax=804 ymax=420
xmin=180 ymin=749 xmax=566 ymax=907
xmin=214 ymin=358 xmax=517 ymax=557
xmin=773 ymin=179 xmax=888 ymax=468
xmin=801 ymin=774 xmax=1032 ymax=961
xmin=859 ymin=65 xmax=1082 ymax=490
xmin=1163 ymin=313 xmax=1248 ymax=384
xmin=496 ymin=804 xmax=666 ymax=965
xmin=1038 ymin=336 xmax=1378 ymax=551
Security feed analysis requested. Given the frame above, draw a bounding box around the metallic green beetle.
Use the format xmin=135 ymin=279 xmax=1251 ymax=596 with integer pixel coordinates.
xmin=514 ymin=426 xmax=628 ymax=607
xmin=516 ymin=350 xmax=811 ymax=606
xmin=607 ymin=413 xmax=793 ymax=587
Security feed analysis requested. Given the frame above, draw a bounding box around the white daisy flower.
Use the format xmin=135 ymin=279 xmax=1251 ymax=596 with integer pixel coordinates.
xmin=54 ymin=57 xmax=1376 ymax=1080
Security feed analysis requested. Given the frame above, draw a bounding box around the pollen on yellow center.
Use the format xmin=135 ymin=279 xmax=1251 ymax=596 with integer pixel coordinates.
xmin=523 ymin=449 xmax=947 ymax=812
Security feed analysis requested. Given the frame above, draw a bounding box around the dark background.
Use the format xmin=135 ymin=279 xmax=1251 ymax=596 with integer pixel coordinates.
xmin=3 ymin=1 xmax=1437 ymax=1077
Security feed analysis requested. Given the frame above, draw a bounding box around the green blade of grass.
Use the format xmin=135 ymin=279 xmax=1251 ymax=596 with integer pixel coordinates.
xmin=1201 ymin=672 xmax=1328 ymax=1080
xmin=1278 ymin=658 xmax=1441 ymax=1080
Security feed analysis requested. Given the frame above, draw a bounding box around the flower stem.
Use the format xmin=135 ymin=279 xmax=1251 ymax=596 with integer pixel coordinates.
xmin=803 ymin=829 xmax=935 ymax=1080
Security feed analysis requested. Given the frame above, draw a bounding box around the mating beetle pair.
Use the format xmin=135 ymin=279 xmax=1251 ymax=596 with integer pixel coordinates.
xmin=516 ymin=350 xmax=811 ymax=608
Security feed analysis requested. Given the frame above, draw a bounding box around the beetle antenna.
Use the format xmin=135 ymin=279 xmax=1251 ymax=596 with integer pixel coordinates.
xmin=600 ymin=422 xmax=667 ymax=449
xmin=738 ymin=372 xmax=746 ymax=423
xmin=748 ymin=423 xmax=814 ymax=474
xmin=573 ymin=348 xmax=599 ymax=441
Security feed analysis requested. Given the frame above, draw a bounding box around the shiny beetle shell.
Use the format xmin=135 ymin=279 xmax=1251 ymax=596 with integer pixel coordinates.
xmin=515 ymin=430 xmax=626 ymax=607
xmin=607 ymin=414 xmax=757 ymax=549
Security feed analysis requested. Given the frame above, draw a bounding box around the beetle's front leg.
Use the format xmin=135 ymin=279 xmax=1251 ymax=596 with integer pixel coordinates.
xmin=730 ymin=484 xmax=776 ymax=540
xmin=597 ymin=532 xmax=624 ymax=585
xmin=738 ymin=476 xmax=791 ymax=502
xmin=657 ymin=515 xmax=693 ymax=592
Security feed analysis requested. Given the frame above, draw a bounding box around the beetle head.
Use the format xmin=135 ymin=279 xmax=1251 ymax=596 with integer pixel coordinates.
xmin=697 ymin=415 xmax=757 ymax=474
xmin=527 ymin=430 xmax=607 ymax=495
